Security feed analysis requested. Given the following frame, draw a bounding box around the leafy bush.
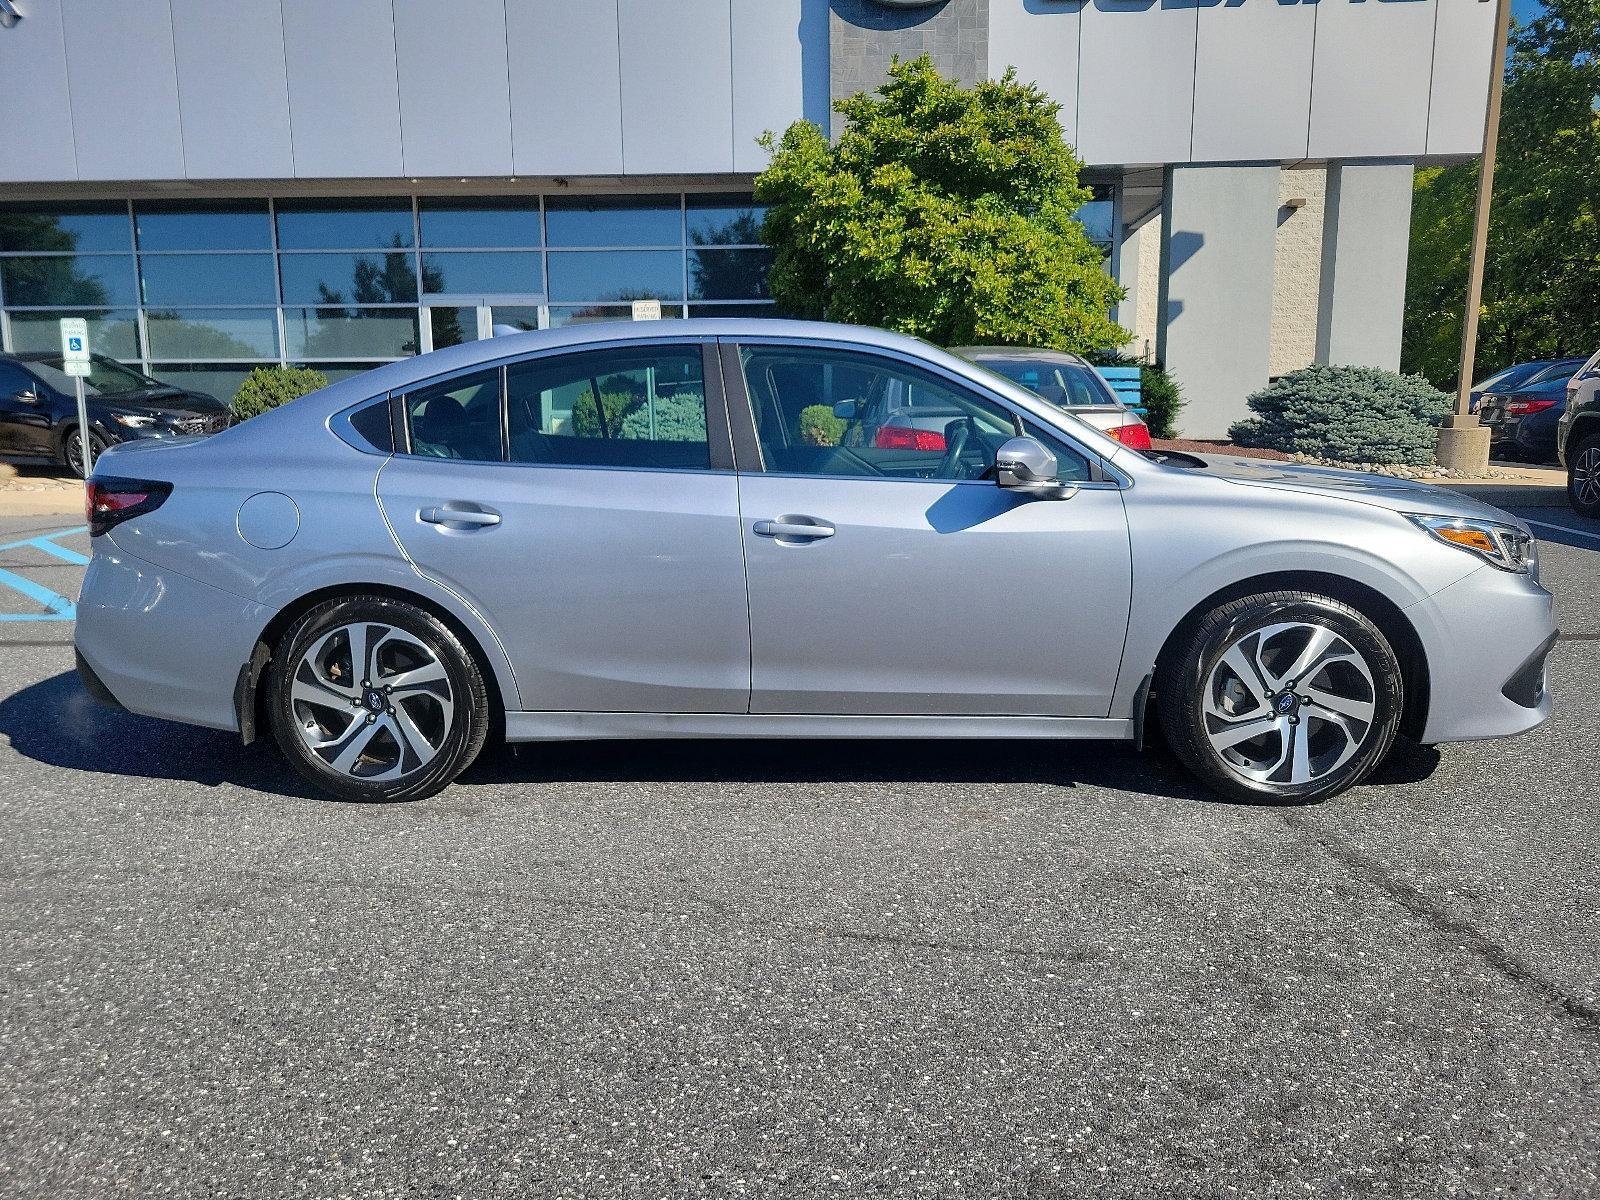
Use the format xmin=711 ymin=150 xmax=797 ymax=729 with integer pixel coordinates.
xmin=1090 ymin=354 xmax=1185 ymax=439
xmin=1229 ymin=365 xmax=1451 ymax=466
xmin=571 ymin=386 xmax=707 ymax=443
xmin=231 ymin=366 xmax=329 ymax=420
xmin=755 ymin=55 xmax=1126 ymax=354
xmin=798 ymin=404 xmax=846 ymax=447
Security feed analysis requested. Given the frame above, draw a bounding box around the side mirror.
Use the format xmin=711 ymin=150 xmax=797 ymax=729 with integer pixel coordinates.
xmin=12 ymin=390 xmax=42 ymax=405
xmin=832 ymin=399 xmax=858 ymax=420
xmin=995 ymin=436 xmax=1078 ymax=500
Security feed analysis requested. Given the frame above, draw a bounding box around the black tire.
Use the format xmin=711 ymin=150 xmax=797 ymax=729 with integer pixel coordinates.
xmin=1567 ymin=433 xmax=1600 ymax=518
xmin=1158 ymin=591 xmax=1404 ymax=805
xmin=267 ymin=595 xmax=490 ymax=802
xmin=64 ymin=427 xmax=108 ymax=479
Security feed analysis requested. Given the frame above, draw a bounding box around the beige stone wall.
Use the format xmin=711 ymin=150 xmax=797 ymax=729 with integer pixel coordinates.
xmin=1122 ymin=215 xmax=1162 ymax=361
xmin=1270 ymin=166 xmax=1327 ymax=377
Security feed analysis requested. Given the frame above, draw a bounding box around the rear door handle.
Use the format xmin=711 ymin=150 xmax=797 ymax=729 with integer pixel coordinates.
xmin=753 ymin=516 xmax=835 ymax=540
xmin=420 ymin=504 xmax=501 ymax=529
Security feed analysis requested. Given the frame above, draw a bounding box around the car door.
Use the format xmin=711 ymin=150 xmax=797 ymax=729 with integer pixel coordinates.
xmin=376 ymin=340 xmax=751 ymax=714
xmin=0 ymin=362 xmax=52 ymax=456
xmin=727 ymin=340 xmax=1133 ymax=717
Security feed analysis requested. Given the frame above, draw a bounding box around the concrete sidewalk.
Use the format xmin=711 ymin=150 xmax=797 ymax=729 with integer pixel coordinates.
xmin=0 ymin=466 xmax=83 ymax=517
xmin=1437 ymin=462 xmax=1569 ymax=509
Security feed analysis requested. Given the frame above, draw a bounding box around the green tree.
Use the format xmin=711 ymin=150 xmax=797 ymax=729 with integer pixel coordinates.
xmin=1404 ymin=0 xmax=1600 ymax=386
xmin=755 ymin=55 xmax=1125 ymax=353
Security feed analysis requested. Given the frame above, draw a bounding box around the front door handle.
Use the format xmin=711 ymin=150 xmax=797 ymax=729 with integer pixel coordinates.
xmin=753 ymin=516 xmax=835 ymax=541
xmin=420 ymin=504 xmax=501 ymax=529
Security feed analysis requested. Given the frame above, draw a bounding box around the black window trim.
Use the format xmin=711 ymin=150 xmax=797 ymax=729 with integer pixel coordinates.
xmin=385 ymin=336 xmax=735 ymax=474
xmin=717 ymin=336 xmax=1126 ymax=488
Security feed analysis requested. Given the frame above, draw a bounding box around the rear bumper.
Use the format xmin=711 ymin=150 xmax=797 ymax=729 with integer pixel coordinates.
xmin=1410 ymin=564 xmax=1557 ymax=743
xmin=74 ymin=541 xmax=269 ymax=732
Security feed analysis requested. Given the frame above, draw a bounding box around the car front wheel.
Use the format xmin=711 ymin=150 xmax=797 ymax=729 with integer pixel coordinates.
xmin=1568 ymin=434 xmax=1600 ymax=518
xmin=64 ymin=427 xmax=108 ymax=479
xmin=1159 ymin=591 xmax=1404 ymax=805
xmin=267 ymin=596 xmax=490 ymax=802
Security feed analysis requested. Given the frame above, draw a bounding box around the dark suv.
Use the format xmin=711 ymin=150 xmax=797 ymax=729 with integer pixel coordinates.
xmin=0 ymin=352 xmax=232 ymax=477
xmin=1557 ymin=350 xmax=1600 ymax=517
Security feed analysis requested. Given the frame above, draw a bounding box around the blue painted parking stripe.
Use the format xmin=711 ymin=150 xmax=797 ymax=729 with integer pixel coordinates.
xmin=25 ymin=537 xmax=90 ymax=565
xmin=0 ymin=565 xmax=74 ymax=621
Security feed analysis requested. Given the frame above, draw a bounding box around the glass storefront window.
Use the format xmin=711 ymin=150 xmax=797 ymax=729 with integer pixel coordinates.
xmin=135 ymin=201 xmax=272 ymax=251
xmin=688 ymin=248 xmax=773 ymax=301
xmin=275 ymin=200 xmax=414 ymax=250
xmin=545 ymin=197 xmax=680 ymax=248
xmin=419 ymin=201 xmax=541 ymax=248
xmin=686 ymin=196 xmax=767 ymax=245
xmin=546 ymin=250 xmax=682 ymax=303
xmin=280 ymin=252 xmax=418 ymax=305
xmin=293 ymin=361 xmax=392 ymax=384
xmin=146 ymin=363 xmax=259 ymax=405
xmin=1 ymin=255 xmax=139 ymax=308
xmin=138 ymin=253 xmax=277 ymax=305
xmin=5 ymin=309 xmax=140 ymax=360
xmin=420 ymin=251 xmax=542 ymax=296
xmin=144 ymin=309 xmax=280 ymax=359
xmin=0 ymin=204 xmax=131 ymax=253
xmin=284 ymin=308 xmax=420 ymax=358
xmin=428 ymin=306 xmax=478 ymax=350
xmin=686 ymin=304 xmax=779 ymax=320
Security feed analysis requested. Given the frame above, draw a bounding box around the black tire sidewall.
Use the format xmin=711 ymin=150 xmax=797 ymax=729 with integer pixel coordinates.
xmin=1162 ymin=593 xmax=1404 ymax=805
xmin=1568 ymin=436 xmax=1600 ymax=518
xmin=267 ymin=596 xmax=488 ymax=802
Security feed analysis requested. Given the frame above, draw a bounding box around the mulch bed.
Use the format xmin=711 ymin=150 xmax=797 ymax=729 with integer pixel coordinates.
xmin=1152 ymin=439 xmax=1291 ymax=461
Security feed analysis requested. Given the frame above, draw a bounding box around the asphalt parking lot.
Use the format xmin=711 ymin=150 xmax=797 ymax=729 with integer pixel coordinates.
xmin=1 ymin=509 xmax=1597 ymax=1197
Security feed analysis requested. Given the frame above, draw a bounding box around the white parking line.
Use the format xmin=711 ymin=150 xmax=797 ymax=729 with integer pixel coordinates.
xmin=1525 ymin=518 xmax=1600 ymax=546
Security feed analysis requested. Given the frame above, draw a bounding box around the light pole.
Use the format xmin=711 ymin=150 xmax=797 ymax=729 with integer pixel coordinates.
xmin=1435 ymin=0 xmax=1513 ymax=473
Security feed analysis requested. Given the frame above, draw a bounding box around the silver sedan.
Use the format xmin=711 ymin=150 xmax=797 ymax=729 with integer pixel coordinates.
xmin=75 ymin=320 xmax=1556 ymax=805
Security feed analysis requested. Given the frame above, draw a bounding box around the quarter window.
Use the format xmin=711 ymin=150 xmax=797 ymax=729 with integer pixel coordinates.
xmin=404 ymin=369 xmax=503 ymax=462
xmin=506 ymin=346 xmax=710 ymax=471
xmin=739 ymin=346 xmax=1090 ymax=483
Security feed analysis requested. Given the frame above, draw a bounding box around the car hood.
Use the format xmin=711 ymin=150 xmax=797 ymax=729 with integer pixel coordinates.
xmin=1182 ymin=454 xmax=1527 ymax=530
xmin=92 ymin=388 xmax=226 ymax=416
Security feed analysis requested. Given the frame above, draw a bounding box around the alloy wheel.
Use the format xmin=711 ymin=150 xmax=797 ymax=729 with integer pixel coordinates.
xmin=1202 ymin=621 xmax=1377 ymax=788
xmin=1574 ymin=445 xmax=1600 ymax=509
xmin=289 ymin=621 xmax=454 ymax=781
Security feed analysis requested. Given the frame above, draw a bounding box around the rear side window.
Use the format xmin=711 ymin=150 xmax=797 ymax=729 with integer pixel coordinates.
xmin=404 ymin=369 xmax=503 ymax=462
xmin=505 ymin=345 xmax=710 ymax=470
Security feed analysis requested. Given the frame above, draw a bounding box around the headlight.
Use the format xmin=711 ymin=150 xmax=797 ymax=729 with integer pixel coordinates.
xmin=1406 ymin=513 xmax=1537 ymax=575
xmin=110 ymin=413 xmax=157 ymax=429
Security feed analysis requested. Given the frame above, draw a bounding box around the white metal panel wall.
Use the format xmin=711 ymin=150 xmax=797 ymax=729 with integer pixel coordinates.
xmin=1308 ymin=0 xmax=1437 ymax=160
xmin=170 ymin=0 xmax=293 ymax=180
xmin=507 ymin=0 xmax=624 ymax=176
xmin=394 ymin=0 xmax=514 ymax=177
xmin=988 ymin=0 xmax=1080 ymax=148
xmin=1428 ymin=0 xmax=1498 ymax=156
xmin=0 ymin=2 xmax=77 ymax=182
xmin=1077 ymin=3 xmax=1197 ymax=167
xmin=1191 ymin=2 xmax=1316 ymax=164
xmin=280 ymin=0 xmax=404 ymax=178
xmin=60 ymin=0 xmax=186 ymax=180
xmin=732 ymin=0 xmax=808 ymax=172
xmin=618 ymin=0 xmax=735 ymax=175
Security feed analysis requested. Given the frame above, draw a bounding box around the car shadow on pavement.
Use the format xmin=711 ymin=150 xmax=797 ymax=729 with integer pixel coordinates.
xmin=2 ymin=669 xmax=1218 ymax=805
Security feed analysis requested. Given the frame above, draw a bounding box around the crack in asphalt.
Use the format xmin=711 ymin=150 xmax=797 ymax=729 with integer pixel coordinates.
xmin=1284 ymin=812 xmax=1600 ymax=1038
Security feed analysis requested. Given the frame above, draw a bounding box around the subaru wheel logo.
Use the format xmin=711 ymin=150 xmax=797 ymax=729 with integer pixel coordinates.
xmin=1277 ymin=694 xmax=1296 ymax=714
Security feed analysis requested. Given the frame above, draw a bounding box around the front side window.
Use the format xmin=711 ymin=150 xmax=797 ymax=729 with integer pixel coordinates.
xmin=739 ymin=346 xmax=1091 ymax=483
xmin=405 ymin=368 xmax=502 ymax=462
xmin=506 ymin=345 xmax=710 ymax=471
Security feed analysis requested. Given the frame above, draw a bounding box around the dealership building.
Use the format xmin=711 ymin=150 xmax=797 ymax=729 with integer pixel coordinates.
xmin=0 ymin=0 xmax=1495 ymax=435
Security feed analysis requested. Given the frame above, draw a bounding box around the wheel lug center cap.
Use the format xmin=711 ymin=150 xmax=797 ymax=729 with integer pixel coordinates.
xmin=364 ymin=689 xmax=385 ymax=712
xmin=1276 ymin=692 xmax=1300 ymax=716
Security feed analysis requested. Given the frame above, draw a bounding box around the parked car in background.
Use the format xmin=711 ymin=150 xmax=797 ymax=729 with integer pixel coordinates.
xmin=954 ymin=346 xmax=1152 ymax=449
xmin=0 ymin=352 xmax=232 ymax=477
xmin=1476 ymin=357 xmax=1588 ymax=463
xmin=1558 ymin=349 xmax=1600 ymax=517
xmin=1470 ymin=358 xmax=1577 ymax=413
xmin=74 ymin=319 xmax=1553 ymax=810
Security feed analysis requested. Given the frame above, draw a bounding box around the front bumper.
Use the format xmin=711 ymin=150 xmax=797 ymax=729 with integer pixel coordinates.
xmin=1408 ymin=563 xmax=1557 ymax=743
xmin=74 ymin=539 xmax=269 ymax=732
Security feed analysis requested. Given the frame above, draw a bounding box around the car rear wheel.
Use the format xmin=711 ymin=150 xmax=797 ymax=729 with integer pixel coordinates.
xmin=1568 ymin=434 xmax=1600 ymax=518
xmin=64 ymin=428 xmax=108 ymax=479
xmin=267 ymin=596 xmax=490 ymax=802
xmin=1158 ymin=591 xmax=1404 ymax=805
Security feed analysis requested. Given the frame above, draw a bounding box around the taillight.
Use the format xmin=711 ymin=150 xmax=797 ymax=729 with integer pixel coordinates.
xmin=1108 ymin=419 xmax=1153 ymax=450
xmin=873 ymin=425 xmax=947 ymax=452
xmin=1504 ymin=398 xmax=1557 ymax=416
xmin=86 ymin=476 xmax=173 ymax=537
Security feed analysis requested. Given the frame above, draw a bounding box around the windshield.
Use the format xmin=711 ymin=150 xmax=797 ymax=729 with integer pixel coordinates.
xmin=961 ymin=353 xmax=1120 ymax=409
xmin=1474 ymin=362 xmax=1546 ymax=392
xmin=1523 ymin=359 xmax=1584 ymax=386
xmin=25 ymin=355 xmax=168 ymax=398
